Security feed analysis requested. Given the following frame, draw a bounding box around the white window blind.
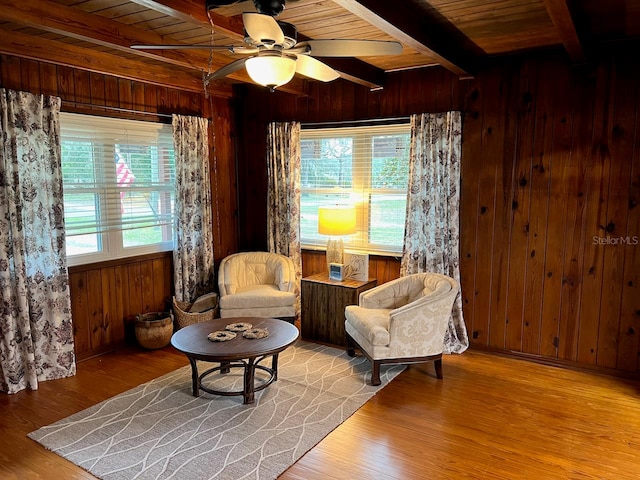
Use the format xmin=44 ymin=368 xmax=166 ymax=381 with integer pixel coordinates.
xmin=300 ymin=123 xmax=410 ymax=255
xmin=60 ymin=112 xmax=175 ymax=265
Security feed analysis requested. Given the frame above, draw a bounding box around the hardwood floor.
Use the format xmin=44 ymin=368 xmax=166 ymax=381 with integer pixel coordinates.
xmin=1 ymin=343 xmax=639 ymax=479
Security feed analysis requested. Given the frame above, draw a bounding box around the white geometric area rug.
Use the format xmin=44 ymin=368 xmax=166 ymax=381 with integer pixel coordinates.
xmin=29 ymin=341 xmax=404 ymax=480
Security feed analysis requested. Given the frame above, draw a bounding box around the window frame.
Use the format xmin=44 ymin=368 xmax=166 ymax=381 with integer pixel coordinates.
xmin=60 ymin=113 xmax=176 ymax=267
xmin=299 ymin=122 xmax=410 ymax=256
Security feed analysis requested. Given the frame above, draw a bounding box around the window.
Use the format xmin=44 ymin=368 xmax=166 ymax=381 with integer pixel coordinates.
xmin=300 ymin=123 xmax=410 ymax=255
xmin=60 ymin=113 xmax=175 ymax=266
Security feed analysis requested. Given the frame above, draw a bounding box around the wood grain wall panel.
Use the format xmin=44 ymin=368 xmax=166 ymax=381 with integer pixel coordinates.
xmin=504 ymin=59 xmax=537 ymax=352
xmin=90 ymin=72 xmax=106 ymax=108
xmin=522 ymin=59 xmax=555 ymax=354
xmin=557 ymin=68 xmax=591 ymax=363
xmin=489 ymin=63 xmax=519 ymax=351
xmin=118 ymin=79 xmax=133 ymax=110
xmin=301 ymin=250 xmax=325 ymax=277
xmin=112 ymin=265 xmax=126 ymax=345
xmin=598 ymin=60 xmax=638 ymax=368
xmin=1 ymin=54 xmax=238 ymax=360
xmin=156 ymin=86 xmax=169 ymax=113
xmin=73 ymin=69 xmax=90 ymax=105
xmin=1 ymin=55 xmax=21 ymax=90
xmin=616 ymin=73 xmax=640 ymax=371
xmin=236 ymin=54 xmax=640 ymax=374
xmin=100 ymin=267 xmax=117 ymax=348
xmin=132 ymin=81 xmax=145 ymax=112
xmin=39 ymin=62 xmax=58 ymax=97
xmin=473 ymin=67 xmax=503 ymax=347
xmin=576 ymin=62 xmax=611 ymax=365
xmin=57 ymin=65 xmax=75 ymax=100
xmin=69 ymin=271 xmax=89 ymax=356
xmin=206 ymin=95 xmax=239 ymax=265
xmin=140 ymin=260 xmax=154 ymax=314
xmin=87 ymin=269 xmax=104 ymax=352
xmin=538 ymin=62 xmax=573 ymax=359
xmin=143 ymin=84 xmax=158 ymax=117
xmin=104 ymin=75 xmax=120 ymax=109
xmin=124 ymin=262 xmax=143 ymax=341
xmin=21 ymin=58 xmax=39 ymax=93
xmin=460 ymin=78 xmax=481 ymax=342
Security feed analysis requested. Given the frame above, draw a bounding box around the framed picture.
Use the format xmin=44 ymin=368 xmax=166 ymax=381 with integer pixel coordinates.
xmin=343 ymin=252 xmax=369 ymax=281
xmin=329 ymin=263 xmax=344 ymax=281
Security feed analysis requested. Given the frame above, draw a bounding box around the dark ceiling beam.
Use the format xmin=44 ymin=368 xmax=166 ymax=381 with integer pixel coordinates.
xmin=0 ymin=29 xmax=205 ymax=92
xmin=0 ymin=0 xmax=218 ymax=71
xmin=130 ymin=0 xmax=387 ymax=89
xmin=129 ymin=0 xmax=246 ymax=42
xmin=541 ymin=0 xmax=585 ymax=63
xmin=0 ymin=0 xmax=306 ymax=96
xmin=331 ymin=0 xmax=482 ymax=76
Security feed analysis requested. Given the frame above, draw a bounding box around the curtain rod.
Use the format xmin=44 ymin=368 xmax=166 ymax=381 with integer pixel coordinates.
xmin=62 ymin=101 xmax=173 ymax=119
xmin=301 ymin=116 xmax=410 ymax=129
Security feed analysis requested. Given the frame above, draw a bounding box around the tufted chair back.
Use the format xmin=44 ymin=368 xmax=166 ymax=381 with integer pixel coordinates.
xmin=218 ymin=252 xmax=294 ymax=296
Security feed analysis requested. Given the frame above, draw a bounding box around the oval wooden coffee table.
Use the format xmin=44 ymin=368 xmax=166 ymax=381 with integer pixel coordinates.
xmin=171 ymin=317 xmax=299 ymax=404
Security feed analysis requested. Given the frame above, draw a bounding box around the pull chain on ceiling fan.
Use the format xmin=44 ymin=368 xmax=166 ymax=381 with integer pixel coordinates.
xmin=131 ymin=0 xmax=403 ymax=91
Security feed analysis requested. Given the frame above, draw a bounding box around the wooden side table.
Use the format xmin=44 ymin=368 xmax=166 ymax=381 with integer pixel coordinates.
xmin=301 ymin=272 xmax=377 ymax=347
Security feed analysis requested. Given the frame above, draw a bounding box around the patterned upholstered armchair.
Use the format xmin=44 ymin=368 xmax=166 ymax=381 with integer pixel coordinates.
xmin=345 ymin=273 xmax=459 ymax=385
xmin=218 ymin=252 xmax=296 ymax=322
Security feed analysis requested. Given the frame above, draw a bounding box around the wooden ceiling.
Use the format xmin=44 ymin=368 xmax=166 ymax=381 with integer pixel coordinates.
xmin=0 ymin=0 xmax=638 ymax=96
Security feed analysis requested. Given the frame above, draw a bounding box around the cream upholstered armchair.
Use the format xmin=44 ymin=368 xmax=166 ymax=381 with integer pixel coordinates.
xmin=345 ymin=273 xmax=459 ymax=385
xmin=218 ymin=252 xmax=296 ymax=322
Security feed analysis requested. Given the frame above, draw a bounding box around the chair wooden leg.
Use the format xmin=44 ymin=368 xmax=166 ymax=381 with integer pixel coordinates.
xmin=434 ymin=358 xmax=443 ymax=379
xmin=371 ymin=360 xmax=381 ymax=386
xmin=346 ymin=334 xmax=356 ymax=357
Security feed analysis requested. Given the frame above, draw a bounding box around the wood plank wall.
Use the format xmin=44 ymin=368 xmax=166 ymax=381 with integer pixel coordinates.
xmin=235 ymin=53 xmax=640 ymax=374
xmin=0 ymin=55 xmax=239 ymax=360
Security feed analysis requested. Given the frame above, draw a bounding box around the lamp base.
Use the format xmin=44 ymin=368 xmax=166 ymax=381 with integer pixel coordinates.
xmin=326 ymin=238 xmax=344 ymax=270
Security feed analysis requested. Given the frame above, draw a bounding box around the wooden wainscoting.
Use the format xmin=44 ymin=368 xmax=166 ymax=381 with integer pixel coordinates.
xmin=69 ymin=252 xmax=173 ymax=361
xmin=302 ymin=250 xmax=400 ymax=285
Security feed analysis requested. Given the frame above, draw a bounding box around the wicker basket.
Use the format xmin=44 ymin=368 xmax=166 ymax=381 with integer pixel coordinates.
xmin=173 ymin=297 xmax=216 ymax=329
xmin=135 ymin=312 xmax=173 ymax=349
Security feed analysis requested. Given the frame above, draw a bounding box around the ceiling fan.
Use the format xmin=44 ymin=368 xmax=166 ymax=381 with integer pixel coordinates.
xmin=131 ymin=0 xmax=403 ymax=91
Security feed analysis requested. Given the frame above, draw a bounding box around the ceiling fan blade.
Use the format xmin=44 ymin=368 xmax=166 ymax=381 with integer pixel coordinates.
xmin=295 ymin=55 xmax=340 ymax=82
xmin=299 ymin=39 xmax=403 ymax=57
xmin=131 ymin=44 xmax=238 ymax=50
xmin=242 ymin=13 xmax=285 ymax=44
xmin=205 ymin=58 xmax=248 ymax=81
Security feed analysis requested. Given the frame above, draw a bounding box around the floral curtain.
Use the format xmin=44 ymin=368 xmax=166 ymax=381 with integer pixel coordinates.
xmin=172 ymin=114 xmax=215 ymax=302
xmin=401 ymin=111 xmax=469 ymax=354
xmin=0 ymin=89 xmax=76 ymax=394
xmin=266 ymin=122 xmax=302 ymax=316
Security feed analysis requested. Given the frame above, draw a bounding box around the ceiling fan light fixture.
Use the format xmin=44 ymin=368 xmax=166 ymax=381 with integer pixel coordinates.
xmin=245 ymin=55 xmax=296 ymax=91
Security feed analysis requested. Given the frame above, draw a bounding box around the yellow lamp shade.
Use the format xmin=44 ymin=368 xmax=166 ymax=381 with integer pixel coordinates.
xmin=318 ymin=206 xmax=356 ymax=236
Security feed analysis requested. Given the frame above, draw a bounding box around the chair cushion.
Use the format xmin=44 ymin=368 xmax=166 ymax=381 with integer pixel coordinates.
xmin=220 ymin=305 xmax=295 ymax=318
xmin=345 ymin=305 xmax=391 ymax=346
xmin=218 ymin=285 xmax=296 ymax=309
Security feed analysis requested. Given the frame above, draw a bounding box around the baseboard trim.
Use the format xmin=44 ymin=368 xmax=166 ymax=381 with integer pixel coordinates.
xmin=469 ymin=344 xmax=640 ymax=380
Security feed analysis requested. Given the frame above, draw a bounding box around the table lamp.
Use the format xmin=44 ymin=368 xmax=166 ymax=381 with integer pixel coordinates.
xmin=318 ymin=206 xmax=357 ymax=270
